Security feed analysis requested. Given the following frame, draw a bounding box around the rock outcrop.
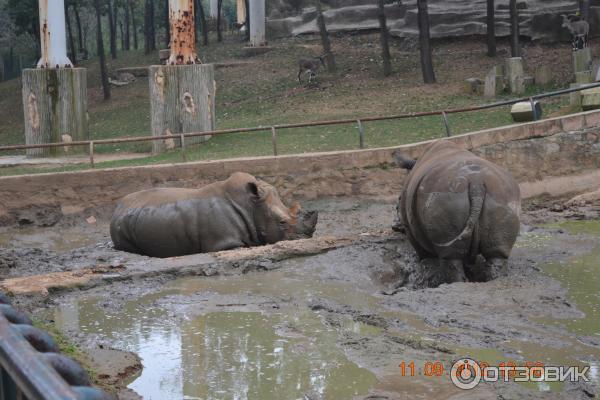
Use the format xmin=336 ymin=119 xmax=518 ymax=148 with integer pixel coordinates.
xmin=267 ymin=0 xmax=594 ymax=43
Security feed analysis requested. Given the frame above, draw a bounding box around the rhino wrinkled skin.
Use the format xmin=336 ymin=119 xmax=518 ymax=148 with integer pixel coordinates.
xmin=110 ymin=172 xmax=318 ymax=258
xmin=394 ymin=140 xmax=521 ymax=283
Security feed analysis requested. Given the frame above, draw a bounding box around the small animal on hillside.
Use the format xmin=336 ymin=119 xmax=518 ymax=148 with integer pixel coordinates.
xmin=298 ymin=56 xmax=325 ymax=85
xmin=562 ymin=14 xmax=589 ymax=50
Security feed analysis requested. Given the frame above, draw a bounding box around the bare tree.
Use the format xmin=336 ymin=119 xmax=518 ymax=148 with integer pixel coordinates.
xmin=73 ymin=2 xmax=86 ymax=56
xmin=486 ymin=0 xmax=496 ymax=57
xmin=217 ymin=0 xmax=223 ymax=42
xmin=163 ymin=0 xmax=170 ymax=47
xmin=579 ymin=0 xmax=591 ymax=21
xmin=94 ymin=0 xmax=111 ymax=100
xmin=315 ymin=0 xmax=336 ymax=73
xmin=65 ymin=1 xmax=77 ymax=63
xmin=377 ymin=0 xmax=391 ymax=76
xmin=124 ymin=0 xmax=130 ymax=50
xmin=509 ymin=0 xmax=520 ymax=57
xmin=107 ymin=0 xmax=117 ymax=58
xmin=244 ymin=0 xmax=250 ymax=42
xmin=417 ymin=0 xmax=435 ymax=83
xmin=196 ymin=0 xmax=209 ymax=46
xmin=144 ymin=0 xmax=156 ymax=54
xmin=130 ymin=0 xmax=139 ymax=50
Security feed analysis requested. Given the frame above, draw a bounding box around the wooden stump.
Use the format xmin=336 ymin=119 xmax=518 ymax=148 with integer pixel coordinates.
xmin=149 ymin=64 xmax=216 ymax=154
xmin=21 ymin=68 xmax=88 ymax=157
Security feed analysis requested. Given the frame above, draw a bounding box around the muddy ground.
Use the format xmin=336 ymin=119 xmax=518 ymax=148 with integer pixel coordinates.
xmin=1 ymin=197 xmax=600 ymax=400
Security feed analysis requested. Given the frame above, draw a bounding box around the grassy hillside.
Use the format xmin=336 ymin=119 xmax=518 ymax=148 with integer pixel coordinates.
xmin=0 ymin=33 xmax=586 ymax=175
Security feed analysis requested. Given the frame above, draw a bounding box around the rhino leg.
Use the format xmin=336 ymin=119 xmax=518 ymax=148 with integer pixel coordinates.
xmin=440 ymin=258 xmax=467 ymax=283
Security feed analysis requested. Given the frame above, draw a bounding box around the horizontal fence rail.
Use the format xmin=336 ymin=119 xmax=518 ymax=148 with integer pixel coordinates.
xmin=2 ymin=82 xmax=600 ymax=167
xmin=0 ymin=293 xmax=111 ymax=400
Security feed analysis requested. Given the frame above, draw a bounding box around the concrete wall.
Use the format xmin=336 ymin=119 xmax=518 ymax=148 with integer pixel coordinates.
xmin=1 ymin=110 xmax=600 ymax=225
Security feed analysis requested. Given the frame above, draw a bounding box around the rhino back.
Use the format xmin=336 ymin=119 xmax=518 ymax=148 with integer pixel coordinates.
xmin=401 ymin=141 xmax=520 ymax=259
xmin=111 ymin=196 xmax=257 ymax=258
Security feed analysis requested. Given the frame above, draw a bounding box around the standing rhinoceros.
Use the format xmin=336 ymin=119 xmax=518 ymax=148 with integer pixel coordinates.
xmin=394 ymin=140 xmax=521 ymax=283
xmin=110 ymin=172 xmax=318 ymax=258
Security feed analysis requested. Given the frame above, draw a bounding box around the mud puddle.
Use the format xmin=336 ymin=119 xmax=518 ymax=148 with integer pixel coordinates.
xmin=53 ymin=276 xmax=380 ymax=400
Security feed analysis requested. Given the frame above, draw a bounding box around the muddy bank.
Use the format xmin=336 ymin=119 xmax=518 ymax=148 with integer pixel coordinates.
xmin=1 ymin=196 xmax=597 ymax=399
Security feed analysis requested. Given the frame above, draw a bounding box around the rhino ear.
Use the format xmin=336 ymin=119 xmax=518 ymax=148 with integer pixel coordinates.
xmin=246 ymin=182 xmax=259 ymax=198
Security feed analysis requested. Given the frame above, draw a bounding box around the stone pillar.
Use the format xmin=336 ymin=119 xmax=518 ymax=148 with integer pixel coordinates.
xmin=22 ymin=0 xmax=88 ymax=158
xmin=249 ymin=0 xmax=266 ymax=46
xmin=505 ymin=57 xmax=524 ymax=95
xmin=573 ymin=48 xmax=592 ymax=75
xmin=210 ymin=0 xmax=218 ymax=18
xmin=237 ymin=0 xmax=246 ymax=24
xmin=149 ymin=0 xmax=215 ymax=154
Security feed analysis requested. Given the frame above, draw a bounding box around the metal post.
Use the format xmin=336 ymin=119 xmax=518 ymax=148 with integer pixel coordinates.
xmin=180 ymin=133 xmax=187 ymax=161
xmin=442 ymin=111 xmax=452 ymax=137
xmin=167 ymin=0 xmax=200 ymax=65
xmin=37 ymin=0 xmax=73 ymax=68
xmin=529 ymin=97 xmax=538 ymax=121
xmin=89 ymin=141 xmax=94 ymax=168
xmin=357 ymin=120 xmax=365 ymax=149
xmin=271 ymin=126 xmax=278 ymax=156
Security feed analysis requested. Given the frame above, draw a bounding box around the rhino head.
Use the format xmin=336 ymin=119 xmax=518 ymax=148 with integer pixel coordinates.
xmin=249 ymin=180 xmax=318 ymax=244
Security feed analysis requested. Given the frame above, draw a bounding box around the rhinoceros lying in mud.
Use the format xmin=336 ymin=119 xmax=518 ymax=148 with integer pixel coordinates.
xmin=110 ymin=172 xmax=318 ymax=258
xmin=394 ymin=140 xmax=521 ymax=283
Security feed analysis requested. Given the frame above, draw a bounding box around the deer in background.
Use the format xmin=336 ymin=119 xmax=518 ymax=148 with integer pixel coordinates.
xmin=562 ymin=14 xmax=590 ymax=50
xmin=298 ymin=56 xmax=326 ymax=85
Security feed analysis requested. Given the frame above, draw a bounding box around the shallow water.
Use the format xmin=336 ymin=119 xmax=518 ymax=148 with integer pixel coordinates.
xmin=54 ymin=273 xmax=379 ymax=400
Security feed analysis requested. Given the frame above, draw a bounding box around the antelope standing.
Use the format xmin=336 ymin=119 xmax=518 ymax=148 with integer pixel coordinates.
xmin=562 ymin=14 xmax=589 ymax=50
xmin=298 ymin=56 xmax=325 ymax=84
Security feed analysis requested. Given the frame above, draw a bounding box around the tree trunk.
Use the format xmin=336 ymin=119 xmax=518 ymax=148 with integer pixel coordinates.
xmin=130 ymin=0 xmax=139 ymax=50
xmin=144 ymin=0 xmax=156 ymax=53
xmin=164 ymin=0 xmax=170 ymax=47
xmin=486 ymin=0 xmax=496 ymax=57
xmin=509 ymin=0 xmax=520 ymax=57
xmin=417 ymin=0 xmax=436 ymax=83
xmin=73 ymin=3 xmax=86 ymax=55
xmin=148 ymin=64 xmax=216 ymax=153
xmin=579 ymin=0 xmax=591 ymax=21
xmin=94 ymin=0 xmax=111 ymax=100
xmin=108 ymin=0 xmax=117 ymax=58
xmin=217 ymin=0 xmax=223 ymax=42
xmin=196 ymin=0 xmax=209 ymax=46
xmin=244 ymin=0 xmax=250 ymax=41
xmin=65 ymin=3 xmax=77 ymax=64
xmin=120 ymin=21 xmax=125 ymax=50
xmin=125 ymin=1 xmax=131 ymax=50
xmin=315 ymin=0 xmax=336 ymax=73
xmin=22 ymin=68 xmax=88 ymax=157
xmin=377 ymin=0 xmax=391 ymax=76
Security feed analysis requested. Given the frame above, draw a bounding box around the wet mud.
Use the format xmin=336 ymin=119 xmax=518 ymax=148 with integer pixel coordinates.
xmin=2 ymin=197 xmax=600 ymax=399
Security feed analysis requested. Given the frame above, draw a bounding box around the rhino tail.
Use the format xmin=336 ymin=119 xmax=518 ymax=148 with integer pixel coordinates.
xmin=436 ymin=181 xmax=486 ymax=249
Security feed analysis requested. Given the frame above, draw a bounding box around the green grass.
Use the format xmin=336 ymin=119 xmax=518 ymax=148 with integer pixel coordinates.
xmin=0 ymin=34 xmax=580 ymax=176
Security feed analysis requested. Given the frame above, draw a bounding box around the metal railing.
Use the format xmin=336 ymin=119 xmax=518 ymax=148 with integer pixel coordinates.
xmin=0 ymin=292 xmax=111 ymax=400
xmin=1 ymin=82 xmax=600 ymax=168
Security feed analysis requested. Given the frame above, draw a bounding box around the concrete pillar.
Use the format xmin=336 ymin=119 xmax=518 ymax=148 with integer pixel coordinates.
xmin=237 ymin=0 xmax=246 ymax=24
xmin=573 ymin=48 xmax=592 ymax=74
xmin=167 ymin=0 xmax=200 ymax=65
xmin=210 ymin=0 xmax=218 ymax=18
xmin=249 ymin=0 xmax=266 ymax=46
xmin=22 ymin=0 xmax=88 ymax=158
xmin=149 ymin=0 xmax=215 ymax=153
xmin=505 ymin=57 xmax=524 ymax=95
xmin=37 ymin=0 xmax=72 ymax=68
